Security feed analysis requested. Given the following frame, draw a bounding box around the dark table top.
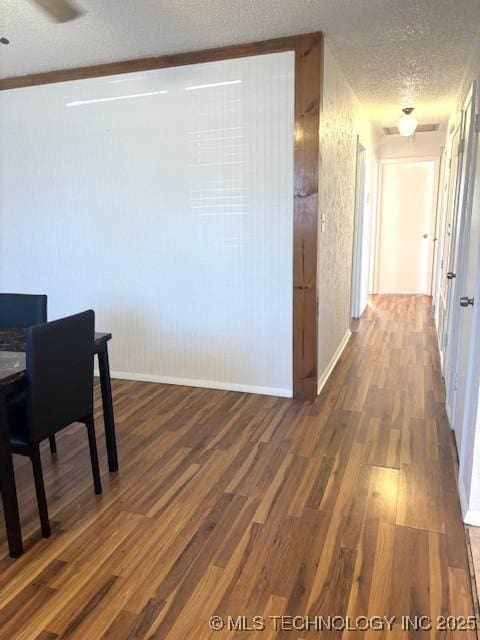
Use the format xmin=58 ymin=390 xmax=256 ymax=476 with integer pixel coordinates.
xmin=0 ymin=329 xmax=111 ymax=387
xmin=0 ymin=352 xmax=26 ymax=386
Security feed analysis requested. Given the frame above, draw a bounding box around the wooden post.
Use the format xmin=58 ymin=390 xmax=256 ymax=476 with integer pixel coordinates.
xmin=292 ymin=33 xmax=322 ymax=400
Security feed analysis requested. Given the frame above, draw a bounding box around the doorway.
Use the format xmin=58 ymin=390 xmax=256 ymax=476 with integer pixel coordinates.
xmin=376 ymin=159 xmax=437 ymax=294
xmin=443 ymin=81 xmax=478 ymax=448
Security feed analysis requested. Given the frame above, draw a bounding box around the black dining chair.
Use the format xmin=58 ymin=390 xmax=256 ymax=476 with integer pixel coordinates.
xmin=0 ymin=293 xmax=47 ymax=328
xmin=0 ymin=293 xmax=58 ymax=453
xmin=6 ymin=310 xmax=102 ymax=538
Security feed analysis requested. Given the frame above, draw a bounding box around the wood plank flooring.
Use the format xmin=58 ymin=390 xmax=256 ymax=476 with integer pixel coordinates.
xmin=466 ymin=526 xmax=480 ymax=621
xmin=0 ymin=295 xmax=475 ymax=639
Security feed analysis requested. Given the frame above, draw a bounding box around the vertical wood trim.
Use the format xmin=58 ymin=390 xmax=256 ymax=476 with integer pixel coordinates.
xmin=0 ymin=32 xmax=323 ymax=400
xmin=292 ymin=33 xmax=323 ymax=400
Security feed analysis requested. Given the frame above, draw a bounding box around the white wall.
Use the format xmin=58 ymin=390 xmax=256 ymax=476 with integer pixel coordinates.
xmin=317 ymin=42 xmax=378 ymax=393
xmin=0 ymin=52 xmax=295 ymax=397
xmin=378 ymin=129 xmax=446 ymax=160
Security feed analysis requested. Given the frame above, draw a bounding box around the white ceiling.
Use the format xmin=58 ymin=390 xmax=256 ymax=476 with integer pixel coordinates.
xmin=1 ymin=0 xmax=480 ymax=127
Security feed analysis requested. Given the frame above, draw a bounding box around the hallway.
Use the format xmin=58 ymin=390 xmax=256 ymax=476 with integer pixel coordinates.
xmin=0 ymin=295 xmax=475 ymax=638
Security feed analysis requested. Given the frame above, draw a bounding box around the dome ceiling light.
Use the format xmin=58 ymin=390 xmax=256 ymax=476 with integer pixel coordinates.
xmin=397 ymin=107 xmax=418 ymax=137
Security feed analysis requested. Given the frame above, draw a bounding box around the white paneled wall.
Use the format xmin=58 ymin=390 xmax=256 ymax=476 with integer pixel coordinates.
xmin=0 ymin=52 xmax=295 ymax=396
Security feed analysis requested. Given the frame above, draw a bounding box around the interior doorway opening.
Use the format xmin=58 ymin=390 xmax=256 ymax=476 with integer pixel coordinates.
xmin=374 ymin=158 xmax=437 ymax=295
xmin=351 ymin=140 xmax=367 ymax=319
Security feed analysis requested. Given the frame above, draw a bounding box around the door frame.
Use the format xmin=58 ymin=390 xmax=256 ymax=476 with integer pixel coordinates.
xmin=432 ymin=145 xmax=447 ymax=325
xmin=438 ymin=116 xmax=464 ymax=362
xmin=351 ymin=139 xmax=367 ymax=318
xmin=374 ymin=156 xmax=439 ymax=295
xmin=368 ymin=159 xmax=379 ymax=296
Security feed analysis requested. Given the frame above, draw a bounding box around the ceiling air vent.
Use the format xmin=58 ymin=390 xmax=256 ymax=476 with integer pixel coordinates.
xmin=383 ymin=123 xmax=439 ymax=135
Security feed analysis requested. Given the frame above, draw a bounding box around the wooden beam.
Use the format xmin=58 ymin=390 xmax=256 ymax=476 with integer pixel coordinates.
xmin=0 ymin=33 xmax=323 ymax=400
xmin=0 ymin=34 xmax=319 ymax=90
xmin=292 ymin=33 xmax=322 ymax=400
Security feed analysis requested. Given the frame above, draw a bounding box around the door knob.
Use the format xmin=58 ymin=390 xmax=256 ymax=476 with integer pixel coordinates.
xmin=460 ymin=296 xmax=474 ymax=307
xmin=423 ymin=233 xmax=429 ymax=239
xmin=446 ymin=272 xmax=456 ymax=279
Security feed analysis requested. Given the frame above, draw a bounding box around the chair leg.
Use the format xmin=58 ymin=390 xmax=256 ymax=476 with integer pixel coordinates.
xmin=30 ymin=445 xmax=51 ymax=538
xmin=48 ymin=435 xmax=57 ymax=454
xmin=85 ymin=416 xmax=102 ymax=495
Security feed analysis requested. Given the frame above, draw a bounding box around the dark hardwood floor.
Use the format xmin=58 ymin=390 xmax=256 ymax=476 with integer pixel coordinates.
xmin=0 ymin=295 xmax=475 ymax=638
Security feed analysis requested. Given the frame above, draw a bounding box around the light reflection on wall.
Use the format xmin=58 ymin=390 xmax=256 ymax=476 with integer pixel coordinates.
xmin=187 ymin=80 xmax=247 ymax=254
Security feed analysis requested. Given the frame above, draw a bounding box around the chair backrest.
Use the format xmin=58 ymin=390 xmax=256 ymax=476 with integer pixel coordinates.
xmin=26 ymin=310 xmax=95 ymax=442
xmin=0 ymin=293 xmax=47 ymax=328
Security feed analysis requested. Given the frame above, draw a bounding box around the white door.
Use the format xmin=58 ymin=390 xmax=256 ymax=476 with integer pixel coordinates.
xmin=377 ymin=160 xmax=436 ymax=294
xmin=438 ymin=123 xmax=462 ymax=356
xmin=451 ymin=85 xmax=479 ymax=451
xmin=445 ymin=84 xmax=477 ymax=410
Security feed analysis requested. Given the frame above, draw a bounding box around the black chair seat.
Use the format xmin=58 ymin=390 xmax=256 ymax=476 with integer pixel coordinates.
xmin=9 ymin=437 xmax=31 ymax=456
xmin=7 ymin=391 xmax=29 ymax=447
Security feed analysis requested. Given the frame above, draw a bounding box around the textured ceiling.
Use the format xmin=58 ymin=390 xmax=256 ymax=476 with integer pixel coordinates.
xmin=1 ymin=0 xmax=480 ymax=127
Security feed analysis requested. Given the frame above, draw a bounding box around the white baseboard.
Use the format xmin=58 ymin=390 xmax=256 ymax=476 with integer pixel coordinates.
xmin=94 ymin=369 xmax=292 ymax=399
xmin=438 ymin=338 xmax=444 ymax=370
xmin=446 ymin=400 xmax=452 ymax=425
xmin=352 ymin=301 xmax=367 ymax=320
xmin=375 ymin=291 xmax=430 ymax=295
xmin=458 ymin=476 xmax=480 ymax=525
xmin=317 ymin=329 xmax=352 ymax=396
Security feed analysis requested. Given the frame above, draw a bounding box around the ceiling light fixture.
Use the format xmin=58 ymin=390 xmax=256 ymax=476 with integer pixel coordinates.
xmin=397 ymin=107 xmax=418 ymax=137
